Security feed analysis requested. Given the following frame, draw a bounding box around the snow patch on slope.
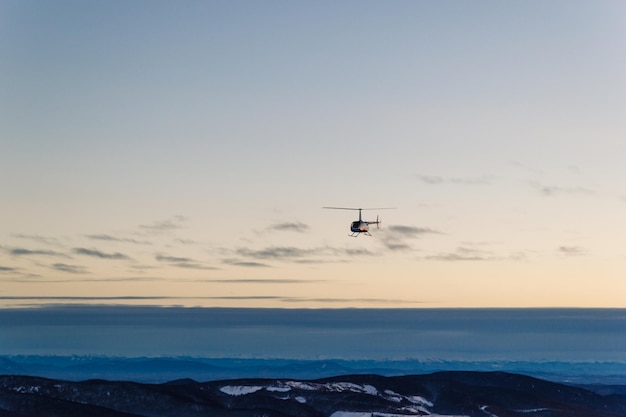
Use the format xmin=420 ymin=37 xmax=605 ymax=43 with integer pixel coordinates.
xmin=284 ymin=380 xmax=378 ymax=395
xmin=330 ymin=413 xmax=470 ymax=417
xmin=11 ymin=385 xmax=40 ymax=394
xmin=408 ymin=395 xmax=434 ymax=407
xmin=266 ymin=385 xmax=291 ymax=392
xmin=220 ymin=385 xmax=263 ymax=396
xmin=219 ymin=380 xmax=442 ymax=416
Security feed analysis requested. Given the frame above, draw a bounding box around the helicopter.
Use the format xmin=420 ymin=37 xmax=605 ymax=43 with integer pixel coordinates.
xmin=323 ymin=207 xmax=395 ymax=237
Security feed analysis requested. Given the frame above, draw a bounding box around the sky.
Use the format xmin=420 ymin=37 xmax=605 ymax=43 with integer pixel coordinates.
xmin=2 ymin=0 xmax=626 ymax=309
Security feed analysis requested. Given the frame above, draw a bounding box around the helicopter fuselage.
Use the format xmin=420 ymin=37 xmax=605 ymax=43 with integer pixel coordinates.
xmin=351 ymin=221 xmax=369 ymax=233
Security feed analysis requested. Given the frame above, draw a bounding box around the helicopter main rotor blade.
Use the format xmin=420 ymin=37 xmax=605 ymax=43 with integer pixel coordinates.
xmin=323 ymin=207 xmax=361 ymax=211
xmin=323 ymin=207 xmax=396 ymax=211
xmin=361 ymin=207 xmax=396 ymax=210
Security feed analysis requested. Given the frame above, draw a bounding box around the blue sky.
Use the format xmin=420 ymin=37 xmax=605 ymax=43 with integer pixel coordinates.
xmin=2 ymin=1 xmax=626 ymax=308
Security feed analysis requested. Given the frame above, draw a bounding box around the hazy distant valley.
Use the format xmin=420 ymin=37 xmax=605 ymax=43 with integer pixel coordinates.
xmin=2 ymin=356 xmax=626 ymax=386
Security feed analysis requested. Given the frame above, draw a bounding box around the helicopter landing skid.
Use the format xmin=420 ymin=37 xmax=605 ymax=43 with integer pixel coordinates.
xmin=349 ymin=232 xmax=372 ymax=237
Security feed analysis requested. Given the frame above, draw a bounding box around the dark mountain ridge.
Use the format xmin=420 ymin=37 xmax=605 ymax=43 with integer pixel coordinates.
xmin=1 ymin=371 xmax=625 ymax=417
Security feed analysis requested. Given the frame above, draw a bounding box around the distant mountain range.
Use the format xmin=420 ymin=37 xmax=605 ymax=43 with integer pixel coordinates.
xmin=2 ymin=356 xmax=626 ymax=386
xmin=1 ymin=371 xmax=625 ymax=417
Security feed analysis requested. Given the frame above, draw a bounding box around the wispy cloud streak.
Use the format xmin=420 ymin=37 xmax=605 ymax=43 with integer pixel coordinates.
xmin=155 ymin=254 xmax=193 ymax=263
xmin=12 ymin=234 xmax=64 ymax=246
xmin=558 ymin=246 xmax=587 ymax=256
xmin=155 ymin=254 xmax=217 ymax=270
xmin=387 ymin=225 xmax=442 ymax=237
xmin=51 ymin=263 xmax=89 ymax=274
xmin=139 ymin=216 xmax=187 ymax=233
xmin=379 ymin=225 xmax=443 ymax=252
xmin=73 ymin=248 xmax=132 ymax=260
xmin=200 ymin=278 xmax=322 ymax=284
xmin=8 ymin=248 xmax=67 ymax=257
xmin=222 ymin=259 xmax=272 ymax=268
xmin=85 ymin=234 xmax=151 ymax=245
xmin=237 ymin=246 xmax=315 ymax=259
xmin=425 ymin=247 xmax=508 ymax=262
xmin=530 ymin=182 xmax=594 ymax=197
xmin=268 ymin=222 xmax=310 ymax=233
xmin=417 ymin=174 xmax=493 ymax=185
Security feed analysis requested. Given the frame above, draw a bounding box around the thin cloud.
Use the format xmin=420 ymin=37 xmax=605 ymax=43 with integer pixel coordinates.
xmin=207 ymin=296 xmax=283 ymax=301
xmin=234 ymin=245 xmax=360 ymax=262
xmin=51 ymin=263 xmax=89 ymax=274
xmin=268 ymin=222 xmax=310 ymax=233
xmin=129 ymin=264 xmax=159 ymax=271
xmin=293 ymin=247 xmax=378 ymax=263
xmin=8 ymin=248 xmax=67 ymax=257
xmin=294 ymin=258 xmax=341 ymax=265
xmin=155 ymin=254 xmax=217 ymax=270
xmin=84 ymin=276 xmax=167 ymax=282
xmin=139 ymin=216 xmax=187 ymax=233
xmin=73 ymin=248 xmax=132 ymax=260
xmin=85 ymin=234 xmax=151 ymax=245
xmin=379 ymin=225 xmax=443 ymax=252
xmin=418 ymin=175 xmax=446 ymax=185
xmin=387 ymin=225 xmax=442 ymax=238
xmin=174 ymin=238 xmax=198 ymax=245
xmin=426 ymin=247 xmax=498 ymax=262
xmin=530 ymin=182 xmax=594 ymax=197
xmin=230 ymin=245 xmax=377 ymax=265
xmin=0 ymin=295 xmax=418 ymax=304
xmin=0 ymin=295 xmax=241 ymax=302
xmin=280 ymin=297 xmax=424 ymax=305
xmin=155 ymin=254 xmax=194 ymax=263
xmin=417 ymin=174 xmax=492 ymax=185
xmin=236 ymin=246 xmax=314 ymax=259
xmin=427 ymin=253 xmax=487 ymax=261
xmin=12 ymin=234 xmax=64 ymax=246
xmin=382 ymin=242 xmax=412 ymax=252
xmin=10 ymin=276 xmax=164 ymax=283
xmin=201 ymin=278 xmax=322 ymax=284
xmin=558 ymin=246 xmax=586 ymax=256
xmin=222 ymin=259 xmax=272 ymax=268
xmin=541 ymin=186 xmax=593 ymax=196
xmin=344 ymin=248 xmax=376 ymax=256
xmin=171 ymin=262 xmax=218 ymax=270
